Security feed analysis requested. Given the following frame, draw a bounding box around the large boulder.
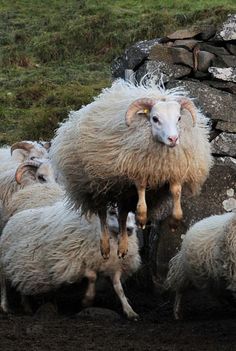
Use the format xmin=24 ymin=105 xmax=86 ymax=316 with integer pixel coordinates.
xmin=215 ymin=14 xmax=236 ymax=40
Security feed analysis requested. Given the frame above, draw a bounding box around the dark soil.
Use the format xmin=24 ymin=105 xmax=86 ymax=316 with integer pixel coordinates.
xmin=1 ymin=278 xmax=236 ymax=351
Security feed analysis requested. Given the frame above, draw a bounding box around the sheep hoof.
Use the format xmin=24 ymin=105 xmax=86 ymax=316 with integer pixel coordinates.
xmin=169 ymin=217 xmax=182 ymax=231
xmin=136 ymin=213 xmax=147 ymax=229
xmin=118 ymin=249 xmax=128 ymax=259
xmin=126 ymin=311 xmax=140 ymax=321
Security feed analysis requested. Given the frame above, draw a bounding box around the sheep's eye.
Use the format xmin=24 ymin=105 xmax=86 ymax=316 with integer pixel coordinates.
xmin=38 ymin=175 xmax=46 ymax=182
xmin=152 ymin=116 xmax=159 ymax=123
xmin=178 ymin=116 xmax=181 ymax=122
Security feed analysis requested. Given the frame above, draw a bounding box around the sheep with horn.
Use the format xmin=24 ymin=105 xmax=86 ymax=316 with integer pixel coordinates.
xmin=50 ymin=77 xmax=213 ymax=259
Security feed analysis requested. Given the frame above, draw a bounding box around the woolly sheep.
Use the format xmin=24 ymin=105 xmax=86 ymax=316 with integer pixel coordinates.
xmin=0 ymin=140 xmax=50 ymax=174
xmin=0 ymin=206 xmax=140 ymax=320
xmin=0 ymin=159 xmax=62 ymax=231
xmin=165 ymin=211 xmax=236 ymax=319
xmin=51 ymin=77 xmax=213 ymax=259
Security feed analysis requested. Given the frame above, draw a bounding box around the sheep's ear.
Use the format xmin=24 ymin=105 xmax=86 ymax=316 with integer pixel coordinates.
xmin=39 ymin=141 xmax=51 ymax=150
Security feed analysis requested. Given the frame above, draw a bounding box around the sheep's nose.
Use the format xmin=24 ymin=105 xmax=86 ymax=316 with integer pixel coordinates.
xmin=168 ymin=135 xmax=178 ymax=144
xmin=127 ymin=227 xmax=133 ymax=234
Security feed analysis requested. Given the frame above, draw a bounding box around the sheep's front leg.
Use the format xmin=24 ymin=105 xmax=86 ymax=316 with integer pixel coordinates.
xmin=99 ymin=210 xmax=110 ymax=260
xmin=0 ymin=272 xmax=9 ymax=313
xmin=170 ymin=183 xmax=183 ymax=229
xmin=82 ymin=270 xmax=97 ymax=307
xmin=112 ymin=271 xmax=139 ymax=321
xmin=135 ymin=181 xmax=147 ymax=229
xmin=118 ymin=209 xmax=129 ymax=259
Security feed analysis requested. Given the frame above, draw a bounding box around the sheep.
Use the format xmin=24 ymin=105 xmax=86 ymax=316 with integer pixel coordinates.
xmin=0 ymin=206 xmax=141 ymax=320
xmin=0 ymin=159 xmax=63 ymax=231
xmin=50 ymin=77 xmax=213 ymax=259
xmin=0 ymin=140 xmax=50 ymax=174
xmin=165 ymin=211 xmax=236 ymax=319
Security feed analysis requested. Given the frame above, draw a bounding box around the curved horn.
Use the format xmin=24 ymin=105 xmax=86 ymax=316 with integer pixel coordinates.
xmin=125 ymin=98 xmax=156 ymax=127
xmin=11 ymin=141 xmax=34 ymax=155
xmin=15 ymin=160 xmax=42 ymax=184
xmin=177 ymin=98 xmax=196 ymax=127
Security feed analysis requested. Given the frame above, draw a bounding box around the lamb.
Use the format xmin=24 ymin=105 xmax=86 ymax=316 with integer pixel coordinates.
xmin=0 ymin=206 xmax=140 ymax=320
xmin=0 ymin=140 xmax=50 ymax=174
xmin=50 ymin=77 xmax=213 ymax=259
xmin=165 ymin=211 xmax=236 ymax=319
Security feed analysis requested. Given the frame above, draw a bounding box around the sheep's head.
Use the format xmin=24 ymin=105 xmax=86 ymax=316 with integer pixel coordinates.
xmin=15 ymin=159 xmax=56 ymax=186
xmin=107 ymin=208 xmax=137 ymax=237
xmin=125 ymin=97 xmax=196 ymax=147
xmin=11 ymin=140 xmax=50 ymax=163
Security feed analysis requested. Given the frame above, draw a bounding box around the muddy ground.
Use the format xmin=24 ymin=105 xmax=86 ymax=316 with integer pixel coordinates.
xmin=1 ymin=277 xmax=236 ymax=351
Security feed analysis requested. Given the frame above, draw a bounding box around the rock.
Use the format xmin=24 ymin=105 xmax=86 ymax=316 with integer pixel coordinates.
xmin=173 ymin=39 xmax=199 ymax=50
xmin=193 ymin=71 xmax=210 ymax=79
xmin=208 ymin=67 xmax=236 ymax=83
xmin=226 ymin=188 xmax=234 ymax=197
xmin=212 ymin=55 xmax=236 ymax=68
xmin=222 ymin=198 xmax=236 ymax=212
xmin=226 ymin=43 xmax=236 ymax=55
xmin=151 ymin=161 xmax=236 ymax=285
xmin=166 ymin=79 xmax=236 ymax=125
xmin=34 ymin=302 xmax=58 ymax=320
xmin=111 ymin=39 xmax=160 ymax=79
xmin=215 ymin=156 xmax=236 ymax=172
xmin=216 ymin=121 xmax=236 ymax=133
xmin=198 ymin=43 xmax=230 ymax=56
xmin=211 ymin=132 xmax=236 ymax=157
xmin=197 ymin=51 xmax=215 ymax=72
xmin=198 ymin=25 xmax=216 ymax=40
xmin=167 ymin=28 xmax=202 ymax=40
xmin=204 ymin=80 xmax=236 ymax=94
xmin=135 ymin=60 xmax=191 ymax=83
xmin=76 ymin=307 xmax=121 ymax=321
xmin=215 ymin=14 xmax=236 ymax=41
xmin=149 ymin=45 xmax=193 ymax=67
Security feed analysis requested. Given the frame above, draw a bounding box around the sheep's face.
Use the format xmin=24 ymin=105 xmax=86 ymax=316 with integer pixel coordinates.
xmin=11 ymin=141 xmax=49 ymax=163
xmin=149 ymin=101 xmax=181 ymax=147
xmin=107 ymin=209 xmax=137 ymax=237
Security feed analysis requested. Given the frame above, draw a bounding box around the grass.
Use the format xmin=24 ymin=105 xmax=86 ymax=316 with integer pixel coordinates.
xmin=0 ymin=0 xmax=235 ymax=144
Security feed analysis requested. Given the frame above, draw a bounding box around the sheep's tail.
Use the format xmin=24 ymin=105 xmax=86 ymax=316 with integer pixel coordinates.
xmin=164 ymin=251 xmax=187 ymax=292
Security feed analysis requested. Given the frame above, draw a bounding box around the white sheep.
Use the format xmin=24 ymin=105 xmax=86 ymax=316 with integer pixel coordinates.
xmin=0 ymin=159 xmax=63 ymax=231
xmin=0 ymin=140 xmax=50 ymax=174
xmin=51 ymin=77 xmax=213 ymax=259
xmin=0 ymin=206 xmax=141 ymax=320
xmin=165 ymin=211 xmax=236 ymax=319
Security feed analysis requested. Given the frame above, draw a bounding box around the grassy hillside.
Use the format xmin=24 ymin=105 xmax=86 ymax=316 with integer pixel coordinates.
xmin=0 ymin=0 xmax=235 ymax=144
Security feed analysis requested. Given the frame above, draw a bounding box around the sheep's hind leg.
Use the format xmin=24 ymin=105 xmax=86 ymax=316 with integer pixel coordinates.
xmin=82 ymin=270 xmax=97 ymax=307
xmin=135 ymin=181 xmax=147 ymax=229
xmin=169 ymin=183 xmax=183 ymax=230
xmin=99 ymin=210 xmax=110 ymax=259
xmin=117 ymin=208 xmax=129 ymax=259
xmin=174 ymin=291 xmax=183 ymax=320
xmin=112 ymin=271 xmax=139 ymax=321
xmin=0 ymin=272 xmax=10 ymax=313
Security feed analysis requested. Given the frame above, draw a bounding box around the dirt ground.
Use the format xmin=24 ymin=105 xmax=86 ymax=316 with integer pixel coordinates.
xmin=1 ymin=279 xmax=236 ymax=351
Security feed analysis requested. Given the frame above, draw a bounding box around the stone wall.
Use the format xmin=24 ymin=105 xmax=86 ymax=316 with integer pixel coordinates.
xmin=112 ymin=14 xmax=236 ymax=286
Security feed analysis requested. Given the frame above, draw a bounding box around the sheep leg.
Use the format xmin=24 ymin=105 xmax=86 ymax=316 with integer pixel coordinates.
xmin=0 ymin=272 xmax=9 ymax=313
xmin=117 ymin=209 xmax=129 ymax=259
xmin=135 ymin=181 xmax=147 ymax=229
xmin=170 ymin=183 xmax=183 ymax=229
xmin=82 ymin=270 xmax=97 ymax=307
xmin=174 ymin=291 xmax=183 ymax=320
xmin=112 ymin=271 xmax=139 ymax=321
xmin=99 ymin=210 xmax=110 ymax=259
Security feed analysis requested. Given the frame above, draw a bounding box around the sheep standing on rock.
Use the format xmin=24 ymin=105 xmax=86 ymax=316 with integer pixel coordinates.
xmin=0 ymin=207 xmax=140 ymax=320
xmin=165 ymin=211 xmax=236 ymax=319
xmin=51 ymin=78 xmax=212 ymax=259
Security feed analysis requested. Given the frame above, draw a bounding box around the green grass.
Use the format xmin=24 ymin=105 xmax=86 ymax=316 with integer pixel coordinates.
xmin=0 ymin=0 xmax=235 ymax=144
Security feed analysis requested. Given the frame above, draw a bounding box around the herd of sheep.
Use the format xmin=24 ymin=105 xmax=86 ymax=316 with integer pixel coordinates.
xmin=0 ymin=77 xmax=235 ymax=320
